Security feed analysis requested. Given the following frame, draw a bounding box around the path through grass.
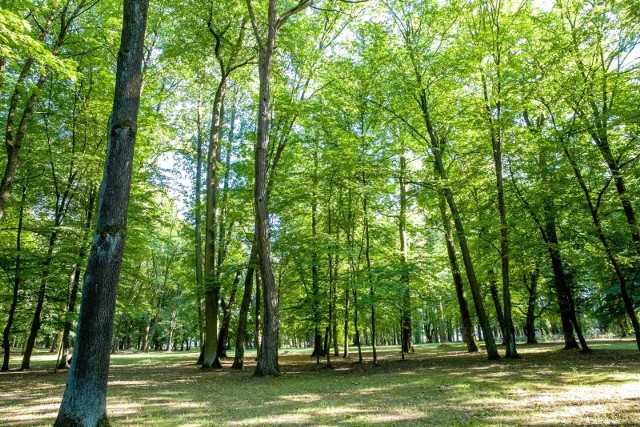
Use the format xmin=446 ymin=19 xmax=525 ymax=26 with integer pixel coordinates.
xmin=1 ymin=341 xmax=639 ymax=426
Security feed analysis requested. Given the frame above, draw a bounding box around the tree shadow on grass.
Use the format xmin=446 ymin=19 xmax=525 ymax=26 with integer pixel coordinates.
xmin=1 ymin=342 xmax=639 ymax=426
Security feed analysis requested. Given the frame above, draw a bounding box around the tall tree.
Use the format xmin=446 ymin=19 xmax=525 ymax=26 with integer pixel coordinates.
xmin=246 ymin=0 xmax=313 ymax=377
xmin=54 ymin=0 xmax=148 ymax=423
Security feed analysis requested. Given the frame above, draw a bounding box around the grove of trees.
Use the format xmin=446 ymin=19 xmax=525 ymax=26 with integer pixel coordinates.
xmin=1 ymin=0 xmax=639 ymax=422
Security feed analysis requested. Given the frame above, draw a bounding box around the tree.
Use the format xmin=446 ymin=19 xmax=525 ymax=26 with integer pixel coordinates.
xmin=246 ymin=0 xmax=313 ymax=377
xmin=54 ymin=0 xmax=148 ymax=423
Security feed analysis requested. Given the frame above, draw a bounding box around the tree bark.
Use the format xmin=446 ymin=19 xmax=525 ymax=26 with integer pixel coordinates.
xmin=418 ymin=92 xmax=499 ymax=359
xmin=202 ymin=77 xmax=226 ymax=369
xmin=247 ymin=0 xmax=312 ymax=378
xmin=54 ymin=0 xmax=148 ymax=423
xmin=437 ymin=196 xmax=479 ymax=352
xmin=59 ymin=186 xmax=96 ymax=369
xmin=232 ymin=244 xmax=257 ymax=369
xmin=399 ymin=155 xmax=413 ymax=354
xmin=1 ymin=182 xmax=27 ymax=371
xmin=563 ymin=146 xmax=640 ymax=350
xmin=363 ymin=192 xmax=377 ymax=365
xmin=524 ymin=268 xmax=539 ymax=345
xmin=218 ymin=270 xmax=241 ymax=358
xmin=488 ymin=269 xmax=505 ymax=343
xmin=194 ymin=89 xmax=205 ymax=364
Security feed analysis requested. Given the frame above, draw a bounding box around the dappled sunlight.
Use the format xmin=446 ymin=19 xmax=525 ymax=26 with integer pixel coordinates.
xmin=279 ymin=393 xmax=322 ymax=403
xmin=2 ymin=342 xmax=640 ymax=426
xmin=229 ymin=413 xmax=312 ymax=426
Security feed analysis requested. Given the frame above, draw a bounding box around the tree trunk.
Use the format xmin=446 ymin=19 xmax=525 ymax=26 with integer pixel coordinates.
xmin=399 ymin=155 xmax=413 ymax=354
xmin=218 ymin=270 xmax=241 ymax=358
xmin=363 ymin=192 xmax=377 ymax=365
xmin=418 ymin=91 xmax=499 ymax=360
xmin=54 ymin=0 xmax=148 ymax=423
xmin=202 ymin=77 xmax=227 ymax=369
xmin=252 ymin=22 xmax=280 ymax=375
xmin=232 ymin=244 xmax=257 ymax=369
xmin=524 ymin=268 xmax=539 ymax=345
xmin=437 ymin=196 xmax=478 ymax=352
xmin=59 ymin=187 xmax=96 ymax=369
xmin=1 ymin=182 xmax=26 ymax=371
xmin=194 ymin=89 xmax=205 ymax=364
xmin=354 ymin=286 xmax=363 ymax=363
xmin=488 ymin=269 xmax=506 ymax=343
xmin=247 ymin=0 xmax=312 ymax=378
xmin=254 ymin=268 xmax=262 ymax=360
xmin=21 ymin=228 xmax=58 ymax=370
xmin=563 ymin=146 xmax=640 ymax=350
xmin=310 ymin=149 xmax=322 ymax=362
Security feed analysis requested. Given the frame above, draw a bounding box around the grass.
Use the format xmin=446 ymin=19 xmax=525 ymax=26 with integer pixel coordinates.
xmin=1 ymin=340 xmax=639 ymax=426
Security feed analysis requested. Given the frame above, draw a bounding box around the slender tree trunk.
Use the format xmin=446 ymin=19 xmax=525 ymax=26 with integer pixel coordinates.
xmin=354 ymin=286 xmax=362 ymax=363
xmin=482 ymin=53 xmax=518 ymax=357
xmin=54 ymin=0 xmax=148 ymax=422
xmin=418 ymin=91 xmax=499 ymax=360
xmin=21 ymin=229 xmax=58 ymax=370
xmin=218 ymin=270 xmax=241 ymax=358
xmin=310 ymin=149 xmax=322 ymax=361
xmin=538 ymin=147 xmax=589 ymax=352
xmin=59 ymin=187 xmax=96 ymax=369
xmin=1 ymin=182 xmax=27 ymax=371
xmin=437 ymin=196 xmax=478 ymax=352
xmin=399 ymin=155 xmax=412 ymax=354
xmin=324 ymin=325 xmax=332 ymax=368
xmin=0 ymin=8 xmax=74 ymax=220
xmin=195 ymin=90 xmax=205 ymax=364
xmin=524 ymin=268 xmax=539 ymax=345
xmin=564 ymin=146 xmax=640 ymax=350
xmin=343 ymin=284 xmax=350 ymax=358
xmin=363 ymin=193 xmax=377 ymax=365
xmin=202 ymin=77 xmax=227 ymax=369
xmin=488 ymin=269 xmax=506 ymax=343
xmin=254 ymin=268 xmax=262 ymax=360
xmin=232 ymin=244 xmax=257 ymax=369
xmin=516 ymin=122 xmax=583 ymax=351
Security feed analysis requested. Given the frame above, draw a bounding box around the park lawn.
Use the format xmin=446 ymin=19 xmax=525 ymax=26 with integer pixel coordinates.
xmin=1 ymin=341 xmax=639 ymax=426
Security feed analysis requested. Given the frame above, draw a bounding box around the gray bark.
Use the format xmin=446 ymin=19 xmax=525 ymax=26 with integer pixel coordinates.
xmin=54 ymin=0 xmax=148 ymax=424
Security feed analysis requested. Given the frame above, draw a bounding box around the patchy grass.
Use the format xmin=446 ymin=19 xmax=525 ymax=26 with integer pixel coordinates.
xmin=1 ymin=340 xmax=639 ymax=426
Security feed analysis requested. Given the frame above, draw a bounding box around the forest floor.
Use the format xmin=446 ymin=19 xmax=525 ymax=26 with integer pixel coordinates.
xmin=1 ymin=340 xmax=639 ymax=426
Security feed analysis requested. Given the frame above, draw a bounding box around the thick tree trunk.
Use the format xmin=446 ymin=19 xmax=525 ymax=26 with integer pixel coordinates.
xmin=252 ymin=21 xmax=280 ymax=377
xmin=1 ymin=183 xmax=27 ymax=371
xmin=232 ymin=244 xmax=257 ymax=369
xmin=54 ymin=0 xmax=148 ymax=423
xmin=254 ymin=269 xmax=262 ymax=360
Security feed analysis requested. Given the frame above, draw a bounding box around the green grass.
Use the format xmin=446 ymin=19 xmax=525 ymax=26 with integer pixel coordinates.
xmin=1 ymin=340 xmax=639 ymax=426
